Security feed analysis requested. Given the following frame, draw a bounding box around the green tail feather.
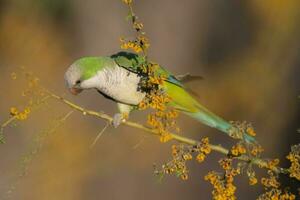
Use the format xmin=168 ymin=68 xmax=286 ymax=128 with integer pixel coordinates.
xmin=185 ymin=107 xmax=256 ymax=143
xmin=163 ymin=81 xmax=255 ymax=143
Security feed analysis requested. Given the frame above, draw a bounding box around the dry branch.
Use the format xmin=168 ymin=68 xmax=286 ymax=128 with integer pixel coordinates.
xmin=48 ymin=91 xmax=289 ymax=175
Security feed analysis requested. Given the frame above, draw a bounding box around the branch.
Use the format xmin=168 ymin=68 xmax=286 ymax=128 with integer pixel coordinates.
xmin=0 ymin=96 xmax=51 ymax=143
xmin=47 ymin=91 xmax=289 ymax=175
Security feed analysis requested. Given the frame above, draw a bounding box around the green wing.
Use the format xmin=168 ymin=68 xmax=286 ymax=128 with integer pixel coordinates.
xmin=111 ymin=51 xmax=144 ymax=71
xmin=111 ymin=51 xmax=183 ymax=87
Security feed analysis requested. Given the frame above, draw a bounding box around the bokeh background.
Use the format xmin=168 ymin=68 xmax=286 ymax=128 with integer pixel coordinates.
xmin=0 ymin=0 xmax=299 ymax=199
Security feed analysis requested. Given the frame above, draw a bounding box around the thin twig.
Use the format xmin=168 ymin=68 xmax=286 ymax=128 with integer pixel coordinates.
xmin=0 ymin=95 xmax=51 ymax=134
xmin=90 ymin=121 xmax=110 ymax=149
xmin=132 ymin=135 xmax=148 ymax=149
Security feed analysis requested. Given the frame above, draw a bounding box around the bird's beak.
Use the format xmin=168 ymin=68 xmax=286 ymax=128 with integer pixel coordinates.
xmin=69 ymin=87 xmax=83 ymax=95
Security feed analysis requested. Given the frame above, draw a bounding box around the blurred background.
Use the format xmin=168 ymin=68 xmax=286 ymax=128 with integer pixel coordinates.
xmin=0 ymin=0 xmax=299 ymax=199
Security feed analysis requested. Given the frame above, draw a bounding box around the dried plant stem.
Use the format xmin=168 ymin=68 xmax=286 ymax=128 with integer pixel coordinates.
xmin=1 ymin=116 xmax=17 ymax=130
xmin=90 ymin=121 xmax=110 ymax=149
xmin=48 ymin=92 xmax=289 ymax=175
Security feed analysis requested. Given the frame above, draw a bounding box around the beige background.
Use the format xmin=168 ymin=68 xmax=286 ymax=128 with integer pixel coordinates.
xmin=0 ymin=0 xmax=299 ymax=199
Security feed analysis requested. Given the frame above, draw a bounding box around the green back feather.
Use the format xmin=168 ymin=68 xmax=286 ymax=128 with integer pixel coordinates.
xmin=111 ymin=51 xmax=183 ymax=87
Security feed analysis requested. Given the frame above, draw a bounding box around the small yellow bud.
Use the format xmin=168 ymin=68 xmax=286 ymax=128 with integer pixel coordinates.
xmin=11 ymin=72 xmax=17 ymax=80
xmin=122 ymin=0 xmax=132 ymax=5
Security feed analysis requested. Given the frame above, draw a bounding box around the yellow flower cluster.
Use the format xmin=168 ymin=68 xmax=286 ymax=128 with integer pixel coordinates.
xmin=147 ymin=108 xmax=178 ymax=143
xmin=258 ymin=157 xmax=296 ymax=199
xmin=121 ymin=40 xmax=143 ymax=53
xmin=229 ymin=121 xmax=257 ymax=141
xmin=141 ymin=62 xmax=159 ymax=74
xmin=155 ymin=140 xmax=212 ymax=181
xmin=139 ymin=69 xmax=178 ymax=143
xmin=261 ymin=170 xmax=280 ymax=188
xmin=230 ymin=143 xmax=246 ymax=156
xmin=246 ymin=167 xmax=258 ymax=185
xmin=120 ymin=36 xmax=149 ymax=54
xmin=133 ymin=22 xmax=143 ymax=31
xmin=147 ymin=90 xmax=171 ymax=111
xmin=196 ymin=153 xmax=206 ymax=162
xmin=182 ymin=152 xmax=193 ymax=161
xmin=205 ymin=171 xmax=238 ymax=200
xmin=219 ymin=158 xmax=232 ymax=170
xmin=266 ymin=159 xmax=280 ymax=171
xmin=249 ymin=176 xmax=258 ymax=185
xmin=28 ymin=77 xmax=39 ymax=88
xmin=246 ymin=127 xmax=256 ymax=136
xmin=115 ymin=5 xmax=177 ymax=141
xmin=122 ymin=0 xmax=132 ymax=5
xmin=10 ymin=107 xmax=31 ymax=120
xmin=159 ymin=134 xmax=173 ymax=143
xmin=11 ymin=72 xmax=17 ymax=80
xmin=257 ymin=189 xmax=296 ymax=200
xmin=137 ymin=35 xmax=150 ymax=50
xmin=286 ymin=144 xmax=300 ymax=181
xmin=250 ymin=144 xmax=264 ymax=157
xmin=261 ymin=176 xmax=280 ymax=188
xmin=205 ymin=155 xmax=242 ymax=200
xmin=196 ymin=137 xmax=211 ymax=163
xmin=149 ymin=76 xmax=165 ymax=85
xmin=155 ymin=144 xmax=191 ymax=180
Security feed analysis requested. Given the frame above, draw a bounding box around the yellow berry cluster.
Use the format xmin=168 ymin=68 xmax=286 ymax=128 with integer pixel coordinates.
xmin=246 ymin=127 xmax=256 ymax=136
xmin=230 ymin=143 xmax=247 ymax=156
xmin=133 ymin=22 xmax=143 ymax=31
xmin=136 ymin=62 xmax=179 ymax=142
xmin=205 ymin=150 xmax=245 ymax=200
xmin=205 ymin=170 xmax=238 ymax=200
xmin=120 ymin=0 xmax=176 ymax=141
xmin=6 ymin=70 xmax=48 ymax=129
xmin=245 ymin=165 xmax=258 ymax=185
xmin=257 ymin=155 xmax=296 ymax=199
xmin=266 ymin=159 xmax=280 ymax=171
xmin=229 ymin=121 xmax=256 ymax=140
xmin=120 ymin=40 xmax=143 ymax=53
xmin=122 ymin=0 xmax=132 ymax=5
xmin=261 ymin=171 xmax=280 ymax=188
xmin=196 ymin=137 xmax=211 ymax=163
xmin=10 ymin=107 xmax=31 ymax=120
xmin=155 ymin=138 xmax=212 ymax=181
xmin=219 ymin=158 xmax=233 ymax=170
xmin=154 ymin=144 xmax=190 ymax=181
xmin=257 ymin=188 xmax=296 ymax=200
xmin=258 ymin=168 xmax=296 ymax=200
xmin=121 ymin=33 xmax=149 ymax=54
xmin=286 ymin=144 xmax=300 ymax=181
xmin=120 ymin=9 xmax=150 ymax=55
xmin=250 ymin=144 xmax=264 ymax=157
xmin=11 ymin=69 xmax=46 ymax=100
xmin=146 ymin=103 xmax=179 ymax=143
xmin=249 ymin=176 xmax=258 ymax=185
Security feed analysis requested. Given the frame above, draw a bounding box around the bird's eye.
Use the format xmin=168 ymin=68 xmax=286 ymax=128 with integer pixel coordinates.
xmin=75 ymin=80 xmax=81 ymax=85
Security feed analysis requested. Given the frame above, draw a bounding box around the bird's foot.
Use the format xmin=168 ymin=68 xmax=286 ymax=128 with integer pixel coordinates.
xmin=112 ymin=113 xmax=128 ymax=128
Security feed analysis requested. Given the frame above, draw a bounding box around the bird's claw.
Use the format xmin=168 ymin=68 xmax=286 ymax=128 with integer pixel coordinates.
xmin=112 ymin=113 xmax=125 ymax=128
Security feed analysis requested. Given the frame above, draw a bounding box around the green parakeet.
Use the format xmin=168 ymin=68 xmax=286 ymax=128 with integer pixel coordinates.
xmin=64 ymin=51 xmax=254 ymax=142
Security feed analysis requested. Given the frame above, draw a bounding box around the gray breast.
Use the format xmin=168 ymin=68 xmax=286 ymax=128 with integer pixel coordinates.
xmin=97 ymin=66 xmax=146 ymax=105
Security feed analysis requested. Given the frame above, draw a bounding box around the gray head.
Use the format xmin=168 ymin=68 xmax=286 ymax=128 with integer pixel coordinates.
xmin=64 ymin=63 xmax=84 ymax=95
xmin=65 ymin=57 xmax=112 ymax=95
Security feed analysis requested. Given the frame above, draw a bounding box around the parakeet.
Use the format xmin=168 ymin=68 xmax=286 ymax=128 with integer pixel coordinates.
xmin=64 ymin=51 xmax=254 ymax=142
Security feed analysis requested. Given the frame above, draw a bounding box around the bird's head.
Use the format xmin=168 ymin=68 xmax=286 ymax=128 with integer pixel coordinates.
xmin=65 ymin=57 xmax=109 ymax=95
xmin=64 ymin=62 xmax=84 ymax=95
